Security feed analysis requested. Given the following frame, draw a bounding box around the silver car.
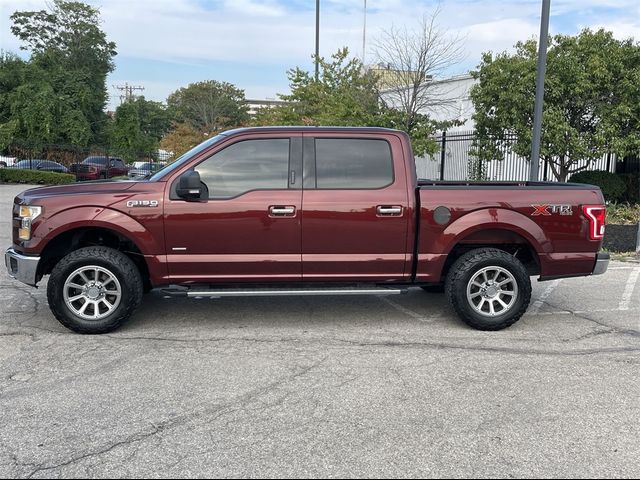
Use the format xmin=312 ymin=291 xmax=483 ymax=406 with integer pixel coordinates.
xmin=127 ymin=162 xmax=166 ymax=180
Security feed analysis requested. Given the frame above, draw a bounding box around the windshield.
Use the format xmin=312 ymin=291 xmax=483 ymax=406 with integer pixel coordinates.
xmin=148 ymin=134 xmax=227 ymax=181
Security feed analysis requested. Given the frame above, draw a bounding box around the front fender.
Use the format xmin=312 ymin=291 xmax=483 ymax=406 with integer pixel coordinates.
xmin=29 ymin=206 xmax=163 ymax=256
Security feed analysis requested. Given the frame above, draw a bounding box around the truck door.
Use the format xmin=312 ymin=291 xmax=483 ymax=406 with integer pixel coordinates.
xmin=301 ymin=133 xmax=412 ymax=282
xmin=163 ymin=134 xmax=303 ymax=282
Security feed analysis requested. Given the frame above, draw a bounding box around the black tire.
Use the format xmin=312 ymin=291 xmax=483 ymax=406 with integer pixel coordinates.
xmin=420 ymin=284 xmax=445 ymax=294
xmin=100 ymin=172 xmax=108 ymax=180
xmin=445 ymin=248 xmax=531 ymax=331
xmin=47 ymin=247 xmax=143 ymax=334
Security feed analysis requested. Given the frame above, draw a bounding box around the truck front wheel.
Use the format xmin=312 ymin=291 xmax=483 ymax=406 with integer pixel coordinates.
xmin=47 ymin=247 xmax=143 ymax=334
xmin=445 ymin=248 xmax=531 ymax=331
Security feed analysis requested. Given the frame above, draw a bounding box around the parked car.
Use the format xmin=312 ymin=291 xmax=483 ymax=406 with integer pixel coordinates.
xmin=0 ymin=155 xmax=16 ymax=168
xmin=128 ymin=162 xmax=166 ymax=180
xmin=68 ymin=156 xmax=128 ymax=181
xmin=5 ymin=126 xmax=609 ymax=334
xmin=11 ymin=159 xmax=69 ymax=173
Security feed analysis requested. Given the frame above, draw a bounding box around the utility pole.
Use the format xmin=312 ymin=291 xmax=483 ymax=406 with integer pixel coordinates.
xmin=529 ymin=0 xmax=551 ymax=182
xmin=113 ymin=83 xmax=145 ymax=104
xmin=315 ymin=0 xmax=320 ymax=81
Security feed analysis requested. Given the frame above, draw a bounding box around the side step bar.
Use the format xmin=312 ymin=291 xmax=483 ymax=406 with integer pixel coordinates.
xmin=161 ymin=287 xmax=408 ymax=298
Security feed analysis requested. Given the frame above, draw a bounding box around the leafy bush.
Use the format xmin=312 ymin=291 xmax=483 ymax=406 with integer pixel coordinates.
xmin=617 ymin=173 xmax=640 ymax=204
xmin=569 ymin=170 xmax=626 ymax=202
xmin=607 ymin=203 xmax=640 ymax=225
xmin=0 ymin=168 xmax=75 ymax=185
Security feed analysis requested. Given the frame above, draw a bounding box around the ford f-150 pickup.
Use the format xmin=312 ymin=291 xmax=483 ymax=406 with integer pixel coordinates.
xmin=5 ymin=127 xmax=609 ymax=334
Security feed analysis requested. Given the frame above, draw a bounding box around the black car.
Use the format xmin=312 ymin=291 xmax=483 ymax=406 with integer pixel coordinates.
xmin=12 ymin=160 xmax=69 ymax=173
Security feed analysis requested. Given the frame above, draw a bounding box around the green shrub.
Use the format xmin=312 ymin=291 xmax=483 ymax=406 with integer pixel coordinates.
xmin=617 ymin=173 xmax=640 ymax=204
xmin=0 ymin=168 xmax=75 ymax=185
xmin=569 ymin=170 xmax=626 ymax=202
xmin=607 ymin=203 xmax=640 ymax=225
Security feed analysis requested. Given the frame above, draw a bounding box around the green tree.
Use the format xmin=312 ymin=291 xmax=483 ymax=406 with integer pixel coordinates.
xmin=257 ymin=48 xmax=380 ymax=126
xmin=167 ymin=80 xmax=249 ymax=134
xmin=111 ymin=97 xmax=171 ymax=161
xmin=1 ymin=0 xmax=116 ymax=148
xmin=470 ymin=29 xmax=640 ymax=181
xmin=254 ymin=48 xmax=442 ymax=157
xmin=160 ymin=122 xmax=210 ymax=160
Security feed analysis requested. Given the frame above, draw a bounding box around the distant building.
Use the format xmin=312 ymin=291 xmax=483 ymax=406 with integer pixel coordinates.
xmin=367 ymin=63 xmax=429 ymax=90
xmin=379 ymin=73 xmax=477 ymax=132
xmin=246 ymin=98 xmax=289 ymax=116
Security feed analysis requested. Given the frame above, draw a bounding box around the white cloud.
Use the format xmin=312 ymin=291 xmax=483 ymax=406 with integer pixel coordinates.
xmin=2 ymin=0 xmax=638 ymax=107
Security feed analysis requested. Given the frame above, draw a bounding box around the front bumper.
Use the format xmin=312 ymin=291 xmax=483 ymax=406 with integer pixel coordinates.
xmin=592 ymin=252 xmax=610 ymax=276
xmin=5 ymin=248 xmax=40 ymax=286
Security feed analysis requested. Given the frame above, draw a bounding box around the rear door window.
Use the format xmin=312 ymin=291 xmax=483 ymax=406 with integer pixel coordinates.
xmin=314 ymin=138 xmax=393 ymax=189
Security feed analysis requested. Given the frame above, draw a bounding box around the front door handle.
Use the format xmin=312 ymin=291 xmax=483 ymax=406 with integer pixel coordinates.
xmin=269 ymin=205 xmax=296 ymax=216
xmin=377 ymin=205 xmax=403 ymax=216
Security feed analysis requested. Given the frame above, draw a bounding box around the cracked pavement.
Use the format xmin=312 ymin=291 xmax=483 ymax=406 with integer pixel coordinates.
xmin=0 ymin=184 xmax=639 ymax=478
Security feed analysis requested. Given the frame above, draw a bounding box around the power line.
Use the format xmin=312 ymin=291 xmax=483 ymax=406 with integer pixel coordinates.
xmin=113 ymin=83 xmax=145 ymax=104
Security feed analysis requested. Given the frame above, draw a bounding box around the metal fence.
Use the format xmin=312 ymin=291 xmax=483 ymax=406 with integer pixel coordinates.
xmin=2 ymin=135 xmax=637 ymax=183
xmin=0 ymin=144 xmax=174 ymax=181
xmin=416 ymin=130 xmax=624 ymax=182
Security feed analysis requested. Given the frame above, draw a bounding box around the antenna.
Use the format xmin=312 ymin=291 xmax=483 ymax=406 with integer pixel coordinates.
xmin=113 ymin=83 xmax=145 ymax=104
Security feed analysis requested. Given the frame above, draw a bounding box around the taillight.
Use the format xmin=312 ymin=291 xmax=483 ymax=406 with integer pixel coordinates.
xmin=582 ymin=205 xmax=606 ymax=241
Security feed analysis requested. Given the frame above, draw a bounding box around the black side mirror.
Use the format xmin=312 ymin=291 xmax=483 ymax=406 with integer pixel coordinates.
xmin=176 ymin=170 xmax=204 ymax=200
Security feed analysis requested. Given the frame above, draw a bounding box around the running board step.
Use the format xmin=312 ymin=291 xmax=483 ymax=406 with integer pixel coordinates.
xmin=161 ymin=287 xmax=408 ymax=298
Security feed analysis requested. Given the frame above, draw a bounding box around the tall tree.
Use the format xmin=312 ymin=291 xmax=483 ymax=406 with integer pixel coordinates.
xmin=111 ymin=97 xmax=171 ymax=161
xmin=471 ymin=29 xmax=639 ymax=181
xmin=167 ymin=80 xmax=249 ymax=134
xmin=2 ymin=0 xmax=116 ymax=148
xmin=253 ymin=47 xmax=442 ymax=156
xmin=372 ymin=7 xmax=465 ymax=133
xmin=256 ymin=48 xmax=380 ymax=126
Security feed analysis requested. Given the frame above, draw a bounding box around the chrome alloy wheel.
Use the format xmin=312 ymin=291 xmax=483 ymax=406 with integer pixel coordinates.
xmin=63 ymin=265 xmax=122 ymax=320
xmin=466 ymin=266 xmax=518 ymax=317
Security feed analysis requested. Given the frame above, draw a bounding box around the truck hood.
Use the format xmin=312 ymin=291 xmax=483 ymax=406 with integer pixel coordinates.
xmin=18 ymin=180 xmax=139 ymax=204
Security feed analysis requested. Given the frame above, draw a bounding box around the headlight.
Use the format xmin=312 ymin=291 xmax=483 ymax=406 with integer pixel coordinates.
xmin=18 ymin=205 xmax=42 ymax=241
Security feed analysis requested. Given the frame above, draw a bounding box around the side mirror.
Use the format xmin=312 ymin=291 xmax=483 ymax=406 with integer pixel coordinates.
xmin=176 ymin=170 xmax=204 ymax=200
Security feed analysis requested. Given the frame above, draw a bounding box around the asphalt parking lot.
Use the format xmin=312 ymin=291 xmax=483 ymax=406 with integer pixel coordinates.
xmin=0 ymin=184 xmax=638 ymax=478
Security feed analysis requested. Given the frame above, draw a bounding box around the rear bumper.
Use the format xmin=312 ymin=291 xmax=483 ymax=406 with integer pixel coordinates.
xmin=5 ymin=248 xmax=40 ymax=286
xmin=592 ymin=252 xmax=610 ymax=276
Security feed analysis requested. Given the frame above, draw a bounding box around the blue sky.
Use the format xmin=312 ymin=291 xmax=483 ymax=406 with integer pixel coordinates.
xmin=1 ymin=0 xmax=638 ymax=110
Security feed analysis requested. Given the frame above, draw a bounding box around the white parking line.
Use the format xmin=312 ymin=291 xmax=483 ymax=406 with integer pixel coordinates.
xmin=619 ymin=266 xmax=640 ymax=311
xmin=530 ymin=279 xmax=562 ymax=314
xmin=531 ymin=308 xmax=640 ymax=316
xmin=378 ymin=296 xmax=432 ymax=323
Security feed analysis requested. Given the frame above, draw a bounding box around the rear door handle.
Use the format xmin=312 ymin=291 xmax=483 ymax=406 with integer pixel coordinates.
xmin=377 ymin=205 xmax=403 ymax=216
xmin=269 ymin=205 xmax=296 ymax=216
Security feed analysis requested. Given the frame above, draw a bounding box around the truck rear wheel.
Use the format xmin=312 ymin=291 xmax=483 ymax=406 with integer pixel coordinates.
xmin=445 ymin=248 xmax=531 ymax=331
xmin=47 ymin=246 xmax=143 ymax=334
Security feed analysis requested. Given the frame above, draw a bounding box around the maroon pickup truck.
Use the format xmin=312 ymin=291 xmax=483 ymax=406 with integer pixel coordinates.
xmin=68 ymin=156 xmax=129 ymax=181
xmin=5 ymin=127 xmax=609 ymax=334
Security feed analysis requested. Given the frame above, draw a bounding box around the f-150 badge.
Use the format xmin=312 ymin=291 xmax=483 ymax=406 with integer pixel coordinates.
xmin=127 ymin=200 xmax=159 ymax=208
xmin=531 ymin=204 xmax=572 ymax=216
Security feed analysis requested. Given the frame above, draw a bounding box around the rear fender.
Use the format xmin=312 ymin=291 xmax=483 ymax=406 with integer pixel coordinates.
xmin=441 ymin=208 xmax=551 ymax=255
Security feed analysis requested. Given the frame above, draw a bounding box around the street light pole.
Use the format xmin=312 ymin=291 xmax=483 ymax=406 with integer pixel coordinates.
xmin=529 ymin=0 xmax=551 ymax=182
xmin=315 ymin=0 xmax=320 ymax=81
xmin=362 ymin=0 xmax=367 ymax=65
